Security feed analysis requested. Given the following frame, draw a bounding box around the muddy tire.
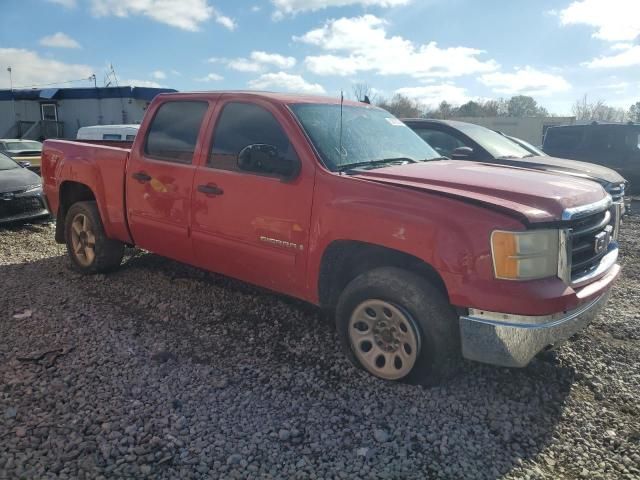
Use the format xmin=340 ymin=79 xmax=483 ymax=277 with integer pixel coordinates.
xmin=336 ymin=267 xmax=461 ymax=385
xmin=64 ymin=201 xmax=124 ymax=274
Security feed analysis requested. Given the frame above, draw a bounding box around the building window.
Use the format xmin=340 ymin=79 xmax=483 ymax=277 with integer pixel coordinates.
xmin=41 ymin=103 xmax=57 ymax=121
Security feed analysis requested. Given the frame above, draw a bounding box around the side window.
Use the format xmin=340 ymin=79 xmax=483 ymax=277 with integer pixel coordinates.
xmin=210 ymin=102 xmax=298 ymax=172
xmin=125 ymin=134 xmax=136 ymax=141
xmin=145 ymin=101 xmax=208 ymax=164
xmin=414 ymin=128 xmax=465 ymax=158
xmin=545 ymin=128 xmax=583 ymax=151
xmin=103 ymin=134 xmax=122 ymax=140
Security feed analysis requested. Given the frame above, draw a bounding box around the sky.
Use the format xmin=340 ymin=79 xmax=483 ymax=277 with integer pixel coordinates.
xmin=1 ymin=0 xmax=640 ymax=114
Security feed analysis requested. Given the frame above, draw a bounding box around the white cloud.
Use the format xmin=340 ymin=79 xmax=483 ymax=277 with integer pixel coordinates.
xmin=90 ymin=0 xmax=235 ymax=31
xmin=196 ymin=73 xmax=224 ymax=81
xmin=583 ymin=44 xmax=640 ymax=68
xmin=248 ymin=72 xmax=326 ymax=94
xmin=250 ymin=51 xmax=296 ymax=69
xmin=297 ymin=15 xmax=498 ymax=79
xmin=395 ymin=84 xmax=471 ymax=107
xmin=151 ymin=70 xmax=167 ymax=80
xmin=479 ymin=66 xmax=571 ymax=96
xmin=272 ymin=0 xmax=409 ymax=15
xmin=170 ymin=69 xmax=182 ymax=76
xmin=0 ymin=48 xmax=93 ymax=89
xmin=227 ymin=58 xmax=264 ymax=72
xmin=39 ymin=32 xmax=81 ymax=49
xmin=122 ymin=79 xmax=164 ymax=88
xmin=46 ymin=0 xmax=76 ymax=7
xmin=557 ymin=0 xmax=640 ymax=42
xmin=220 ymin=51 xmax=297 ymax=72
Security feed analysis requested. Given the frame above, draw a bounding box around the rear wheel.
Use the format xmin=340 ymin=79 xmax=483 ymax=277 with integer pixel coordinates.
xmin=65 ymin=201 xmax=124 ymax=273
xmin=336 ymin=267 xmax=460 ymax=385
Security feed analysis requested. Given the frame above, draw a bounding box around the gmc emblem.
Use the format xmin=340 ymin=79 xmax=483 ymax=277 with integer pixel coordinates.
xmin=1 ymin=192 xmax=14 ymax=201
xmin=594 ymin=231 xmax=610 ymax=255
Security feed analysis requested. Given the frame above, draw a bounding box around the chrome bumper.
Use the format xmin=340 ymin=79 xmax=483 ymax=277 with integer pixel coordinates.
xmin=459 ymin=293 xmax=609 ymax=367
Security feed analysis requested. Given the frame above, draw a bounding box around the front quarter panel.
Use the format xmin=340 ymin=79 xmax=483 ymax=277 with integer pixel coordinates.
xmin=307 ymin=170 xmax=525 ymax=307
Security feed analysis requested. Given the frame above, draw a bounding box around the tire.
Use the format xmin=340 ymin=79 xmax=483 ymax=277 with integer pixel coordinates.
xmin=64 ymin=201 xmax=124 ymax=274
xmin=336 ymin=267 xmax=460 ymax=385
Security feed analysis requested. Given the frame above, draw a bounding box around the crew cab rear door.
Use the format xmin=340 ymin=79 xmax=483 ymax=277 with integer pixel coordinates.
xmin=191 ymin=96 xmax=315 ymax=298
xmin=126 ymin=98 xmax=213 ymax=263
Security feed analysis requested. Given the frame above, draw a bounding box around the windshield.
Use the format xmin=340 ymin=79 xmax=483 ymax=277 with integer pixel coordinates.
xmin=0 ymin=152 xmax=19 ymax=170
xmin=507 ymin=135 xmax=546 ymax=156
xmin=455 ymin=123 xmax=532 ymax=159
xmin=290 ymin=103 xmax=441 ymax=171
xmin=4 ymin=141 xmax=42 ymax=151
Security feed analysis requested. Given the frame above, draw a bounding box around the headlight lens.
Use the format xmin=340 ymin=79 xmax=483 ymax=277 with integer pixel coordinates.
xmin=23 ymin=184 xmax=42 ymax=193
xmin=491 ymin=229 xmax=559 ymax=280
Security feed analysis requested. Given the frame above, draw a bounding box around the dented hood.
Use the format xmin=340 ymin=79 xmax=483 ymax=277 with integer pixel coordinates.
xmin=353 ymin=160 xmax=608 ymax=224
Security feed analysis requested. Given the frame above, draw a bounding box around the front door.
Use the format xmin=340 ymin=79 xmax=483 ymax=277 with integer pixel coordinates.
xmin=126 ymin=100 xmax=210 ymax=264
xmin=191 ymin=98 xmax=315 ymax=298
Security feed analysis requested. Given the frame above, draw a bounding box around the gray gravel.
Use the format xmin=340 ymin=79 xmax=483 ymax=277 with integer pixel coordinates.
xmin=1 ymin=207 xmax=639 ymax=480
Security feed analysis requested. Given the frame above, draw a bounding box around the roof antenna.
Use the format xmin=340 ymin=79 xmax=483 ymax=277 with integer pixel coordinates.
xmin=339 ymin=89 xmax=344 ymax=160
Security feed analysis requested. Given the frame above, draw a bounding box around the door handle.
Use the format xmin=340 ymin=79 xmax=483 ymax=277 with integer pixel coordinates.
xmin=132 ymin=171 xmax=152 ymax=183
xmin=197 ymin=184 xmax=224 ymax=196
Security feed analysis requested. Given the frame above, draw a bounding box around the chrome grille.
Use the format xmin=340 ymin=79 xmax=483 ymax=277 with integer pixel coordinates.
xmin=566 ymin=206 xmax=619 ymax=283
xmin=605 ymin=183 xmax=625 ymax=204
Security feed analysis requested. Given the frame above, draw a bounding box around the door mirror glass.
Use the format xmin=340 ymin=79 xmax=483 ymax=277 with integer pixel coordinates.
xmin=238 ymin=144 xmax=300 ymax=180
xmin=18 ymin=161 xmax=31 ymax=168
xmin=451 ymin=146 xmax=474 ymax=160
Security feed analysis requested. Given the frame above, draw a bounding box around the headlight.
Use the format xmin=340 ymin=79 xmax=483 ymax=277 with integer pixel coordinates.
xmin=491 ymin=229 xmax=559 ymax=280
xmin=23 ymin=184 xmax=42 ymax=193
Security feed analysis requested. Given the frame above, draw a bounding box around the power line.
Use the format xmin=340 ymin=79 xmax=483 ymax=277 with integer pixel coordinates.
xmin=9 ymin=76 xmax=96 ymax=90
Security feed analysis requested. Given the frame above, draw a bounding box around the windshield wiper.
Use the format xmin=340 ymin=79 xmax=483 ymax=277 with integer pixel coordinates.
xmin=337 ymin=157 xmax=420 ymax=173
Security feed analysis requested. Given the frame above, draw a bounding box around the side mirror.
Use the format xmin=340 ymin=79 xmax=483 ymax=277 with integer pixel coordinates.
xmin=238 ymin=144 xmax=300 ymax=181
xmin=18 ymin=161 xmax=31 ymax=168
xmin=450 ymin=146 xmax=473 ymax=160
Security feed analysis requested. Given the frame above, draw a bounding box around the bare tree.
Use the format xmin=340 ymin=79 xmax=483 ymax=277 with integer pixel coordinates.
xmin=572 ymin=94 xmax=627 ymax=122
xmin=376 ymin=94 xmax=424 ymax=118
xmin=352 ymin=83 xmax=376 ymax=103
xmin=628 ymin=101 xmax=640 ymax=123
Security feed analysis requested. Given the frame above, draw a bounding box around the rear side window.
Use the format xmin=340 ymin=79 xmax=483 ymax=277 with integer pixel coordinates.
xmin=125 ymin=134 xmax=136 ymax=141
xmin=209 ymin=102 xmax=297 ymax=171
xmin=545 ymin=128 xmax=583 ymax=151
xmin=103 ymin=134 xmax=121 ymax=140
xmin=145 ymin=101 xmax=208 ymax=163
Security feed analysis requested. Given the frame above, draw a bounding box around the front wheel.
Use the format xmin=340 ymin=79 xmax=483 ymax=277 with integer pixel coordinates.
xmin=336 ymin=267 xmax=461 ymax=385
xmin=65 ymin=201 xmax=124 ymax=274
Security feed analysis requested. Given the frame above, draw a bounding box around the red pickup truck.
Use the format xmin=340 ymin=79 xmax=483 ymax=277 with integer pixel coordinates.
xmin=41 ymin=92 xmax=621 ymax=384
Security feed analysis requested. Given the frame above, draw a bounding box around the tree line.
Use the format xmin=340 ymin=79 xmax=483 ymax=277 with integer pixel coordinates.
xmin=352 ymin=83 xmax=640 ymax=123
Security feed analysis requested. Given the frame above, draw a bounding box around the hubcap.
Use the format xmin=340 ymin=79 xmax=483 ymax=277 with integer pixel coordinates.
xmin=348 ymin=299 xmax=420 ymax=380
xmin=70 ymin=213 xmax=96 ymax=267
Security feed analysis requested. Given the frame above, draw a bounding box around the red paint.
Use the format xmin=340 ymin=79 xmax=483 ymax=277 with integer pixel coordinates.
xmin=42 ymin=91 xmax=617 ymax=317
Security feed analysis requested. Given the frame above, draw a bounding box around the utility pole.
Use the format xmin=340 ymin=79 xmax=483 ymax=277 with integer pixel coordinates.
xmin=90 ymin=74 xmax=97 ymax=88
xmin=7 ymin=67 xmax=17 ymax=135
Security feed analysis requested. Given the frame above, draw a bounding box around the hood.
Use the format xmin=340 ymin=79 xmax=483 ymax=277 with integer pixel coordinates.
xmin=353 ymin=160 xmax=608 ymax=224
xmin=486 ymin=155 xmax=626 ymax=186
xmin=0 ymin=167 xmax=41 ymax=193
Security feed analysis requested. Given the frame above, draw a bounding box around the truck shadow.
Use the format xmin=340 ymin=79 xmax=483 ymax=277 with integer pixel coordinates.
xmin=1 ymin=250 xmax=576 ymax=479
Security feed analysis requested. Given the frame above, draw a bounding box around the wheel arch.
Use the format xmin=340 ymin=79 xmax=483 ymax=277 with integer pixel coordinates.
xmin=318 ymin=240 xmax=449 ymax=312
xmin=55 ymin=181 xmax=97 ymax=243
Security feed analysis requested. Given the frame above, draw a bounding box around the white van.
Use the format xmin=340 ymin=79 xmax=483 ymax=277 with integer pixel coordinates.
xmin=76 ymin=124 xmax=140 ymax=141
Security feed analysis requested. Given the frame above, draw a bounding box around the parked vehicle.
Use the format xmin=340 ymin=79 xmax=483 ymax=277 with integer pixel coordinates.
xmin=76 ymin=124 xmax=139 ymax=141
xmin=543 ymin=122 xmax=639 ymax=194
xmin=0 ymin=139 xmax=43 ymax=171
xmin=0 ymin=152 xmax=49 ymax=224
xmin=42 ymin=92 xmax=620 ymax=384
xmin=496 ymin=131 xmax=547 ymax=157
xmin=404 ymin=119 xmax=627 ymax=206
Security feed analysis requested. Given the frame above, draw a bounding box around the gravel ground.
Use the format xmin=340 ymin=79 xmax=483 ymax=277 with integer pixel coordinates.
xmin=1 ymin=207 xmax=639 ymax=480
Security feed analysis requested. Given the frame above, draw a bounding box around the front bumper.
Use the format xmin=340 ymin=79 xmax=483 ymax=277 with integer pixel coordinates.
xmin=0 ymin=192 xmax=51 ymax=225
xmin=459 ymin=292 xmax=611 ymax=367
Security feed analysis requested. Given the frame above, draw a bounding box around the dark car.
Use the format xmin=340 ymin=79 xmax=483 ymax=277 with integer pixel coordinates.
xmin=403 ymin=119 xmax=627 ymax=206
xmin=542 ymin=122 xmax=639 ymax=194
xmin=0 ymin=152 xmax=50 ymax=224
